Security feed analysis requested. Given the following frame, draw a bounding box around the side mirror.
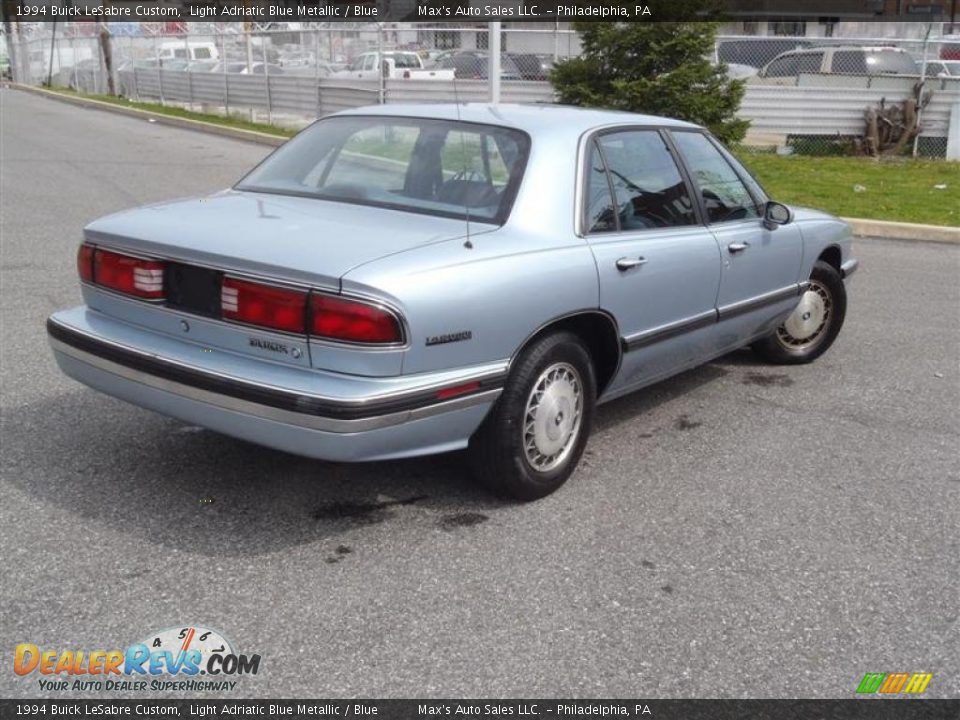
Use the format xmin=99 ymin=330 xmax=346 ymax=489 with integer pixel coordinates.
xmin=763 ymin=200 xmax=793 ymax=230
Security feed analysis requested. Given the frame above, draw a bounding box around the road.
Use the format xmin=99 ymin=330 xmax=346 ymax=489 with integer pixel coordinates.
xmin=1 ymin=88 xmax=958 ymax=699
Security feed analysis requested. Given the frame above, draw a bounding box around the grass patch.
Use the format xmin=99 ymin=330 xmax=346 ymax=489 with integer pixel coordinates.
xmin=44 ymin=86 xmax=296 ymax=138
xmin=736 ymin=152 xmax=959 ymax=227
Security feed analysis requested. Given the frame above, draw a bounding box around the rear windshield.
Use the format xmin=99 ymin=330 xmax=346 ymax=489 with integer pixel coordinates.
xmin=236 ymin=116 xmax=530 ymax=224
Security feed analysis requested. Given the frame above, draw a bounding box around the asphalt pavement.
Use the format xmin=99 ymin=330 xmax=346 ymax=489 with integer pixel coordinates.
xmin=1 ymin=88 xmax=958 ymax=699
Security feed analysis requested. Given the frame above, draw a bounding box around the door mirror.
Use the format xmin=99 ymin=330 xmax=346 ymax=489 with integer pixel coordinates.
xmin=763 ymin=201 xmax=793 ymax=230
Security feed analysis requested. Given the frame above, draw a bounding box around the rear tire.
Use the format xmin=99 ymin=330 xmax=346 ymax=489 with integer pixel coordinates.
xmin=752 ymin=260 xmax=847 ymax=365
xmin=468 ymin=331 xmax=596 ymax=501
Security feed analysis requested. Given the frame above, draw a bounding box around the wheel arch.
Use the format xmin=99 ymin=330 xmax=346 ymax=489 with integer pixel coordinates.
xmin=510 ymin=311 xmax=622 ymax=396
xmin=817 ymin=245 xmax=842 ymax=273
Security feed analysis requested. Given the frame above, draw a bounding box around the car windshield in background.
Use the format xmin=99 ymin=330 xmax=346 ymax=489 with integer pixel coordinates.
xmin=236 ymin=116 xmax=529 ymax=223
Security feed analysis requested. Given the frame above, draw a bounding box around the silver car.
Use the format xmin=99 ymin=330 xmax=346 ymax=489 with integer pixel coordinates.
xmin=47 ymin=104 xmax=858 ymax=500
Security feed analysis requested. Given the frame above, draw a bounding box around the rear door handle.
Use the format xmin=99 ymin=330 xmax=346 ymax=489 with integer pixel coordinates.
xmin=616 ymin=257 xmax=648 ymax=271
xmin=728 ymin=241 xmax=751 ymax=253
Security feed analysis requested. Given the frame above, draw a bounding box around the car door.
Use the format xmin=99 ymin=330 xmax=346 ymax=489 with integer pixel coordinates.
xmin=583 ymin=129 xmax=723 ymax=394
xmin=668 ymin=130 xmax=803 ymax=335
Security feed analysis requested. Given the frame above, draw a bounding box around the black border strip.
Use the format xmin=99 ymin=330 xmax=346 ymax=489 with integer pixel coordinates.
xmin=717 ymin=286 xmax=801 ymax=321
xmin=623 ymin=312 xmax=718 ymax=352
xmin=47 ymin=318 xmax=503 ymax=421
xmin=623 ymin=285 xmax=802 ymax=352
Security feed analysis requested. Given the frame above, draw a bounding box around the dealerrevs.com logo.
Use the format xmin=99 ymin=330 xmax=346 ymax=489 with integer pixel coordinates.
xmin=14 ymin=626 xmax=261 ymax=693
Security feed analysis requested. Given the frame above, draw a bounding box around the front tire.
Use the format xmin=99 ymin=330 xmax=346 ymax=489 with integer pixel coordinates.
xmin=469 ymin=331 xmax=596 ymax=501
xmin=753 ymin=260 xmax=847 ymax=364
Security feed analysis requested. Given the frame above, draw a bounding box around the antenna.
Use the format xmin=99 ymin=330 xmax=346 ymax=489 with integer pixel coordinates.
xmin=451 ymin=61 xmax=472 ymax=249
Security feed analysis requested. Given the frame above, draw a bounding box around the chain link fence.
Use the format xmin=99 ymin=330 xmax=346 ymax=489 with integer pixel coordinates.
xmin=7 ymin=22 xmax=959 ymax=158
xmin=715 ymin=34 xmax=960 ymax=158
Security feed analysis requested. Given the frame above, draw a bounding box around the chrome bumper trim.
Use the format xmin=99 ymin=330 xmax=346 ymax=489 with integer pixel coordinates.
xmin=841 ymin=258 xmax=859 ymax=279
xmin=48 ymin=318 xmax=503 ymax=434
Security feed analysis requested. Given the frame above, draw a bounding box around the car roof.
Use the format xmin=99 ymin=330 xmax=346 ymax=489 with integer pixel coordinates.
xmin=331 ymin=103 xmax=701 ymax=137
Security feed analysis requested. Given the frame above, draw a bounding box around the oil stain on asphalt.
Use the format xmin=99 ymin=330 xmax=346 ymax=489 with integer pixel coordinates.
xmin=742 ymin=372 xmax=794 ymax=387
xmin=439 ymin=512 xmax=489 ymax=531
xmin=312 ymin=495 xmax=428 ymax=526
xmin=674 ymin=415 xmax=703 ymax=431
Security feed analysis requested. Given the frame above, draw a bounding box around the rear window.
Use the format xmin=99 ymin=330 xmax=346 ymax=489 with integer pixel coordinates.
xmin=764 ymin=54 xmax=800 ymax=77
xmin=236 ymin=116 xmax=530 ymax=224
xmin=389 ymin=54 xmax=421 ymax=69
xmin=865 ymin=51 xmax=918 ymax=75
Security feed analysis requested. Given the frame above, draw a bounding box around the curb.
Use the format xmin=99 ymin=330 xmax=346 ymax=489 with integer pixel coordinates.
xmin=842 ymin=217 xmax=960 ymax=245
xmin=10 ymin=83 xmax=288 ymax=147
xmin=9 ymin=85 xmax=960 ymax=244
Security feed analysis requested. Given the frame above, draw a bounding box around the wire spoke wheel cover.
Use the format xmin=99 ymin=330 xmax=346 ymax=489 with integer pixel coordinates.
xmin=522 ymin=362 xmax=583 ymax=473
xmin=777 ymin=279 xmax=832 ymax=351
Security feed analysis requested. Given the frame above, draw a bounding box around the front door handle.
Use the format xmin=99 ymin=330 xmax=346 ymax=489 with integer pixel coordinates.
xmin=728 ymin=241 xmax=751 ymax=253
xmin=616 ymin=257 xmax=648 ymax=271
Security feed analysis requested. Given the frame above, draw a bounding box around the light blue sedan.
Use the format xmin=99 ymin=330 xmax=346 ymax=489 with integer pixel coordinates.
xmin=47 ymin=104 xmax=858 ymax=500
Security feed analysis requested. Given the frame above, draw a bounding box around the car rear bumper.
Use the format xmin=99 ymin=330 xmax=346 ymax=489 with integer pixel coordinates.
xmin=47 ymin=307 xmax=505 ymax=461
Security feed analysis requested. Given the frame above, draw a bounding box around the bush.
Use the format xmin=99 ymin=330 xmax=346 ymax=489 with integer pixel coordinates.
xmin=551 ymin=21 xmax=749 ymax=144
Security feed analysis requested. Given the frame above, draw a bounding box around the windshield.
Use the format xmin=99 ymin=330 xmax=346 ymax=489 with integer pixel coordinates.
xmin=236 ymin=116 xmax=530 ymax=224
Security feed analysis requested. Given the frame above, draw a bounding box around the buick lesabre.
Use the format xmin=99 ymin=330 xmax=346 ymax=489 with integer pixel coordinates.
xmin=47 ymin=104 xmax=858 ymax=499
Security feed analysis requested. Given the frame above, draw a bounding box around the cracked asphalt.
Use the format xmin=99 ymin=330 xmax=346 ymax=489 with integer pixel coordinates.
xmin=1 ymin=88 xmax=958 ymax=699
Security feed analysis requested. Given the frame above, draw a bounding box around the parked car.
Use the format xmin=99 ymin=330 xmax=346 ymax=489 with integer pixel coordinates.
xmin=157 ymin=41 xmax=219 ymax=63
xmin=241 ymin=62 xmax=285 ymax=75
xmin=437 ymin=51 xmax=523 ymax=80
xmin=939 ymin=35 xmax=960 ymax=60
xmin=506 ymin=52 xmax=554 ymax=80
xmin=47 ymin=105 xmax=857 ymax=500
xmin=756 ymin=46 xmax=918 ymax=83
xmin=924 ymin=60 xmax=960 ymax=77
xmin=332 ymin=51 xmax=454 ymax=80
xmin=185 ymin=60 xmax=219 ymax=73
xmin=209 ymin=61 xmax=248 ymax=74
xmin=717 ymin=38 xmax=812 ymax=69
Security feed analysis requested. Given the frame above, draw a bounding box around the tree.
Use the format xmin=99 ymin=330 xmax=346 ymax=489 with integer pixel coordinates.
xmin=551 ymin=21 xmax=749 ymax=144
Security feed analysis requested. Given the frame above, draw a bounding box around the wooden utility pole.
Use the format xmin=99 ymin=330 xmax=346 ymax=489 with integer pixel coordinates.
xmin=96 ymin=20 xmax=115 ymax=95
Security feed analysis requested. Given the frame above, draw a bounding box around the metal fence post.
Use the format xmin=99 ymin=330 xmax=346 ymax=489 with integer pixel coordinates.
xmin=263 ymin=39 xmax=272 ymax=125
xmin=185 ymin=34 xmax=194 ymax=109
xmin=221 ymin=29 xmax=230 ymax=116
xmin=378 ymin=23 xmax=385 ymax=105
xmin=156 ymin=34 xmax=164 ymax=106
xmin=489 ymin=22 xmax=501 ymax=104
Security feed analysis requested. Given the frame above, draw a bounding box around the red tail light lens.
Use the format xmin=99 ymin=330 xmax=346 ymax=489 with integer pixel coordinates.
xmin=77 ymin=244 xmax=94 ymax=283
xmin=93 ymin=248 xmax=165 ymax=299
xmin=310 ymin=294 xmax=402 ymax=345
xmin=221 ymin=277 xmax=307 ymax=334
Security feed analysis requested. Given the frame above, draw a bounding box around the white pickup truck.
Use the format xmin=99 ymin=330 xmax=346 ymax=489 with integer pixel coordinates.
xmin=332 ymin=51 xmax=454 ymax=81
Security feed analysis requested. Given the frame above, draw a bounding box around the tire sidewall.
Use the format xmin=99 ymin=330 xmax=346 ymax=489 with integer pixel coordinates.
xmin=497 ymin=332 xmax=596 ymax=497
xmin=770 ymin=261 xmax=847 ymax=363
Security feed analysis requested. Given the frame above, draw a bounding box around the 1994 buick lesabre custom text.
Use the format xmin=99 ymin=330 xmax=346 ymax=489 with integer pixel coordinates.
xmin=48 ymin=104 xmax=858 ymax=500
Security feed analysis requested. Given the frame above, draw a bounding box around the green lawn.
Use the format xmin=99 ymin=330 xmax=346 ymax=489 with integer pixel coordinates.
xmin=46 ymin=86 xmax=298 ymax=138
xmin=736 ymin=153 xmax=959 ymax=227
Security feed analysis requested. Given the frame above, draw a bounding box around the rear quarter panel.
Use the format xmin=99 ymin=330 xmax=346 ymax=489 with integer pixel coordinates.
xmin=342 ymin=229 xmax=599 ymax=375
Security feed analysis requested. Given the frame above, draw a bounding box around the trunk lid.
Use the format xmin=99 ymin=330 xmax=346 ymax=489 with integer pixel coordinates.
xmin=84 ymin=190 xmax=470 ymax=288
xmin=81 ymin=191 xmax=472 ymax=375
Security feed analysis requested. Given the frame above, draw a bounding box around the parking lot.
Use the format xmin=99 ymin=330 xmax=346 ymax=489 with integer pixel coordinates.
xmin=1 ymin=88 xmax=957 ymax=698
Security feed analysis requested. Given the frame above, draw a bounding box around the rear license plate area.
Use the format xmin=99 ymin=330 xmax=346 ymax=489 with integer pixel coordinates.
xmin=165 ymin=263 xmax=222 ymax=318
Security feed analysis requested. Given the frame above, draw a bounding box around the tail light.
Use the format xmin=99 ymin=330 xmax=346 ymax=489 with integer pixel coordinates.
xmin=77 ymin=244 xmax=94 ymax=283
xmin=93 ymin=248 xmax=165 ymax=299
xmin=310 ymin=294 xmax=402 ymax=345
xmin=221 ymin=277 xmax=307 ymax=334
xmin=77 ymin=247 xmax=403 ymax=345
